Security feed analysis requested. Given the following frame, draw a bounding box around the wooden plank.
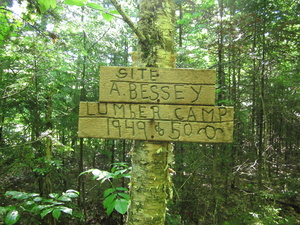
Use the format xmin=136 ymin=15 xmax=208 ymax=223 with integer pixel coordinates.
xmin=79 ymin=102 xmax=233 ymax=122
xmin=78 ymin=102 xmax=234 ymax=143
xmin=99 ymin=66 xmax=216 ymax=105
xmin=78 ymin=118 xmax=233 ymax=143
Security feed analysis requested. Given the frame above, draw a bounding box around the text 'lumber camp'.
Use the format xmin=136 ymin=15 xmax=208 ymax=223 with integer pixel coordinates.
xmin=78 ymin=102 xmax=234 ymax=143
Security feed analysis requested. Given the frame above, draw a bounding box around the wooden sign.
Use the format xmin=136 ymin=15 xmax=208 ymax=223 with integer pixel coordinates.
xmin=78 ymin=66 xmax=234 ymax=143
xmin=99 ymin=66 xmax=216 ymax=105
xmin=78 ymin=102 xmax=234 ymax=143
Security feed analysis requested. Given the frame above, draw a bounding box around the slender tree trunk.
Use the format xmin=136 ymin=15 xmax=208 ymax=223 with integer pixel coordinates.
xmin=217 ymin=0 xmax=225 ymax=103
xmin=0 ymin=67 xmax=4 ymax=147
xmin=45 ymin=92 xmax=55 ymax=225
xmin=78 ymin=9 xmax=87 ymax=218
xmin=127 ymin=1 xmax=176 ymax=224
xmin=45 ymin=93 xmax=53 ymax=161
xmin=0 ymin=99 xmax=5 ymax=148
xmin=257 ymin=0 xmax=267 ymax=190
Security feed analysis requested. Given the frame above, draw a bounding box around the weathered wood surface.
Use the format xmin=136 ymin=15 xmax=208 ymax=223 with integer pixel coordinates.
xmin=78 ymin=102 xmax=234 ymax=143
xmin=99 ymin=66 xmax=216 ymax=105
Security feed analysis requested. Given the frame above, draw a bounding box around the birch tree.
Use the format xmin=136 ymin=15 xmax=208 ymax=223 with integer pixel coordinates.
xmin=110 ymin=0 xmax=176 ymax=224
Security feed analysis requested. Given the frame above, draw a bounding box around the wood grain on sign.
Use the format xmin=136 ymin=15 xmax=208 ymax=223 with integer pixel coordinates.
xmin=78 ymin=102 xmax=234 ymax=143
xmin=99 ymin=66 xmax=216 ymax=105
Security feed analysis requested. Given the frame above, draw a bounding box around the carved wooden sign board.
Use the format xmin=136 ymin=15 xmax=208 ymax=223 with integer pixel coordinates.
xmin=78 ymin=66 xmax=234 ymax=143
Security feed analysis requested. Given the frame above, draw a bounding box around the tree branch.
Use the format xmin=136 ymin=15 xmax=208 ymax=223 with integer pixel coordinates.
xmin=109 ymin=0 xmax=146 ymax=42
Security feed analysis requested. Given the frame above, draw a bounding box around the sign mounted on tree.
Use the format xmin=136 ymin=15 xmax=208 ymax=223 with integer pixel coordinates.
xmin=99 ymin=66 xmax=216 ymax=105
xmin=78 ymin=66 xmax=234 ymax=143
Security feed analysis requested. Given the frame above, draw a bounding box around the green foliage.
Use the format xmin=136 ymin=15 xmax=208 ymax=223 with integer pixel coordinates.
xmin=64 ymin=0 xmax=87 ymax=7
xmin=0 ymin=190 xmax=82 ymax=224
xmin=0 ymin=0 xmax=299 ymax=224
xmin=81 ymin=163 xmax=130 ymax=216
xmin=38 ymin=0 xmax=56 ymax=13
xmin=4 ymin=210 xmax=20 ymax=225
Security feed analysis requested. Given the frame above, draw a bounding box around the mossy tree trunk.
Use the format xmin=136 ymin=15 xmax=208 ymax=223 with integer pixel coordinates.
xmin=127 ymin=0 xmax=176 ymax=224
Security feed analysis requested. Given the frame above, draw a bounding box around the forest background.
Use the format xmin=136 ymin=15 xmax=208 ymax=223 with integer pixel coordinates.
xmin=0 ymin=0 xmax=299 ymax=224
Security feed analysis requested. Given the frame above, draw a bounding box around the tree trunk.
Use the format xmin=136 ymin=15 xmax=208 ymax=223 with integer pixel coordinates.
xmin=127 ymin=0 xmax=176 ymax=224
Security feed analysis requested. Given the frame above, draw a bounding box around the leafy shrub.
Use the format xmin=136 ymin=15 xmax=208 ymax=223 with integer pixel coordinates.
xmin=0 ymin=190 xmax=83 ymax=225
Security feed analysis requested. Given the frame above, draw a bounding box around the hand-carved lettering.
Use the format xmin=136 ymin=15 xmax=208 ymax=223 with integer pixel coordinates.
xmin=218 ymin=107 xmax=227 ymax=122
xmin=150 ymin=69 xmax=158 ymax=81
xmin=155 ymin=122 xmax=164 ymax=136
xmin=174 ymin=84 xmax=184 ymax=99
xmin=161 ymin=86 xmax=170 ymax=100
xmin=117 ymin=68 xmax=127 ymax=78
xmin=191 ymin=85 xmax=202 ymax=103
xmin=97 ymin=103 xmax=108 ymax=115
xmin=151 ymin=106 xmax=161 ymax=119
xmin=169 ymin=121 xmax=180 ymax=139
xmin=141 ymin=84 xmax=148 ymax=99
xmin=202 ymin=108 xmax=214 ymax=122
xmin=149 ymin=85 xmax=159 ymax=100
xmin=107 ymin=118 xmax=110 ymax=135
xmin=198 ymin=125 xmax=224 ymax=139
xmin=139 ymin=105 xmax=147 ymax=118
xmin=129 ymin=83 xmax=137 ymax=99
xmin=129 ymin=104 xmax=136 ymax=119
xmin=112 ymin=120 xmax=121 ymax=137
xmin=187 ymin=107 xmax=196 ymax=121
xmin=137 ymin=121 xmax=147 ymax=139
xmin=110 ymin=81 xmax=120 ymax=96
xmin=125 ymin=120 xmax=135 ymax=136
xmin=137 ymin=68 xmax=147 ymax=79
xmin=175 ymin=108 xmax=184 ymax=120
xmin=114 ymin=104 xmax=125 ymax=118
xmin=184 ymin=123 xmax=192 ymax=136
xmin=87 ymin=102 xmax=96 ymax=115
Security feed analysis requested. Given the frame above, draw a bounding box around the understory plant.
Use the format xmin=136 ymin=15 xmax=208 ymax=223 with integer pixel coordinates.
xmin=80 ymin=162 xmax=130 ymax=216
xmin=0 ymin=190 xmax=83 ymax=225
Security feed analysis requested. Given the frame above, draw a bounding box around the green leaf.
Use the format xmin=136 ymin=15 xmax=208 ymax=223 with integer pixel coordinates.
xmin=109 ymin=10 xmax=120 ymax=15
xmin=102 ymin=13 xmax=114 ymax=22
xmin=91 ymin=169 xmax=111 ymax=181
xmin=38 ymin=0 xmax=50 ymax=13
xmin=118 ymin=192 xmax=130 ymax=201
xmin=58 ymin=195 xmax=71 ymax=202
xmin=66 ymin=189 xmax=79 ymax=195
xmin=41 ymin=207 xmax=54 ymax=218
xmin=34 ymin=204 xmax=52 ymax=212
xmin=64 ymin=0 xmax=85 ymax=6
xmin=86 ymin=3 xmax=104 ymax=10
xmin=115 ymin=198 xmax=128 ymax=214
xmin=5 ymin=210 xmax=20 ymax=225
xmin=52 ymin=208 xmax=62 ymax=220
xmin=104 ymin=193 xmax=117 ymax=205
xmin=49 ymin=0 xmax=56 ymax=8
xmin=104 ymin=188 xmax=116 ymax=198
xmin=28 ymin=193 xmax=40 ymax=198
xmin=0 ymin=206 xmax=7 ymax=215
xmin=156 ymin=147 xmax=164 ymax=153
xmin=42 ymin=198 xmax=54 ymax=203
xmin=23 ymin=200 xmax=36 ymax=210
xmin=103 ymin=193 xmax=117 ymax=216
xmin=64 ymin=190 xmax=79 ymax=198
xmin=106 ymin=202 xmax=115 ymax=216
xmin=78 ymin=169 xmax=91 ymax=177
xmin=116 ymin=187 xmax=128 ymax=191
xmin=5 ymin=191 xmax=28 ymax=200
xmin=58 ymin=206 xmax=72 ymax=215
xmin=49 ymin=193 xmax=59 ymax=199
xmin=33 ymin=197 xmax=43 ymax=202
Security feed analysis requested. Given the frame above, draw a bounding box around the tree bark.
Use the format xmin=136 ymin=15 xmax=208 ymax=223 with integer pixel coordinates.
xmin=126 ymin=1 xmax=176 ymax=224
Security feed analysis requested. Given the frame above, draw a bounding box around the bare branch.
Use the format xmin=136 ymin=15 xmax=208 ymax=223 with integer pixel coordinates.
xmin=109 ymin=0 xmax=146 ymax=42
